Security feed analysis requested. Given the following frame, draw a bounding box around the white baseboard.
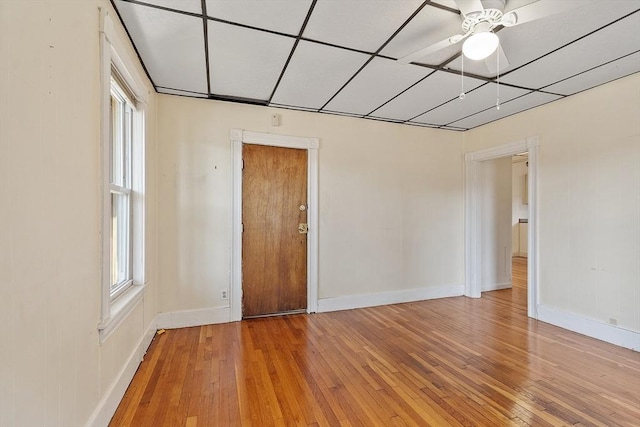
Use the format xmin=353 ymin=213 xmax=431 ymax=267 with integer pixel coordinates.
xmin=482 ymin=281 xmax=512 ymax=292
xmin=538 ymin=305 xmax=640 ymax=351
xmin=86 ymin=315 xmax=159 ymax=427
xmin=317 ymin=284 xmax=464 ymax=313
xmin=156 ymin=306 xmax=231 ymax=329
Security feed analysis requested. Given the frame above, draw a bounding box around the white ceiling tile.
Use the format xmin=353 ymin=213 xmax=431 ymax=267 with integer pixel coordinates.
xmin=448 ymin=91 xmax=562 ymax=128
xmin=323 ymin=57 xmax=431 ymax=115
xmin=432 ymin=0 xmax=538 ymax=13
xmin=114 ymin=1 xmax=208 ymax=93
xmin=447 ymin=1 xmax=639 ymax=77
xmin=371 ymin=70 xmax=485 ymax=121
xmin=380 ymin=4 xmax=462 ymax=64
xmin=270 ymin=41 xmax=370 ymax=110
xmin=431 ymin=0 xmax=459 ymax=10
xmin=208 ymin=21 xmax=294 ymax=100
xmin=134 ymin=0 xmax=202 ymax=14
xmin=303 ymin=0 xmax=423 ymax=52
xmin=544 ymin=52 xmax=640 ymax=95
xmin=205 ymin=0 xmax=312 ymax=35
xmin=116 ymin=0 xmax=640 ymax=129
xmin=502 ymin=0 xmax=540 ymax=13
xmin=501 ymin=11 xmax=640 ymax=88
xmin=412 ymin=82 xmax=529 ymax=125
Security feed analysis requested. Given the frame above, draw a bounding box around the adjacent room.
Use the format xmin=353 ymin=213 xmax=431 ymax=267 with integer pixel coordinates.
xmin=1 ymin=0 xmax=639 ymax=426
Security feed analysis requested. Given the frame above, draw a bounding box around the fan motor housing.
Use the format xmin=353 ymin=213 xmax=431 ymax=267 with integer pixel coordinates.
xmin=462 ymin=8 xmax=504 ymax=33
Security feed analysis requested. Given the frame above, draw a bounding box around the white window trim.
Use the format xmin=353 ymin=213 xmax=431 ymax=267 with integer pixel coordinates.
xmin=109 ymin=83 xmax=134 ymax=301
xmin=98 ymin=8 xmax=147 ymax=343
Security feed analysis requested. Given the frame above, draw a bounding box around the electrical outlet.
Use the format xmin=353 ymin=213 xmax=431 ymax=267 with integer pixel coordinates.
xmin=221 ymin=290 xmax=228 ymax=300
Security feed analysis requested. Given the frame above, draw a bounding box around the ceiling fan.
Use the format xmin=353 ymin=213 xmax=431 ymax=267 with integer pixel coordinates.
xmin=398 ymin=0 xmax=585 ymax=73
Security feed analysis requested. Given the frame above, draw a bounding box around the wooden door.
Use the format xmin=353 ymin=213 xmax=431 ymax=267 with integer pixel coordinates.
xmin=242 ymin=144 xmax=307 ymax=318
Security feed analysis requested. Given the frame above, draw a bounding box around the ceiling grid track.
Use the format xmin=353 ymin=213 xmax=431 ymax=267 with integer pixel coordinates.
xmin=538 ymin=49 xmax=640 ymax=92
xmin=496 ymin=8 xmax=640 ymax=82
xmin=268 ymin=0 xmax=318 ymax=104
xmin=201 ymin=0 xmax=211 ymax=94
xmin=111 ymin=0 xmax=640 ymax=130
xmin=318 ymin=0 xmax=433 ymax=111
xmin=109 ymin=0 xmax=157 ymax=89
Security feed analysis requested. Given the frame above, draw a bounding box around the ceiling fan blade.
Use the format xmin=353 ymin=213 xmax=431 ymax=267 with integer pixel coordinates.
xmin=397 ymin=35 xmax=466 ymax=64
xmin=483 ymin=43 xmax=510 ymax=75
xmin=506 ymin=0 xmax=585 ymax=27
xmin=453 ymin=0 xmax=485 ymax=17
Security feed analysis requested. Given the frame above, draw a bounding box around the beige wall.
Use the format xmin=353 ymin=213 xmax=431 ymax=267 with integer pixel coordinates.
xmin=157 ymin=96 xmax=465 ymax=312
xmin=0 ymin=1 xmax=158 ymax=425
xmin=465 ymin=73 xmax=640 ymax=333
xmin=480 ymin=157 xmax=512 ymax=290
xmin=0 ymin=0 xmax=637 ymax=423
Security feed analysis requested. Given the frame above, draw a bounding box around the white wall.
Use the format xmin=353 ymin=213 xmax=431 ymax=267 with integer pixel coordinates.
xmin=465 ymin=73 xmax=640 ymax=336
xmin=157 ymin=96 xmax=465 ymax=314
xmin=0 ymin=1 xmax=158 ymax=426
xmin=481 ymin=157 xmax=513 ymax=291
xmin=511 ymin=158 xmax=529 ymax=256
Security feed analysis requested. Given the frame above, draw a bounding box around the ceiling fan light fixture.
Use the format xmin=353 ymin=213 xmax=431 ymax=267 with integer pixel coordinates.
xmin=462 ymin=32 xmax=499 ymax=60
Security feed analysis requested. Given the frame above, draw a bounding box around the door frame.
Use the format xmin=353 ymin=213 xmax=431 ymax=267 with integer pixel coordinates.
xmin=464 ymin=136 xmax=539 ymax=319
xmin=230 ymin=129 xmax=319 ymax=322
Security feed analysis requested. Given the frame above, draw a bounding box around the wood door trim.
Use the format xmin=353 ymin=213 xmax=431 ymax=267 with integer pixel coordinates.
xmin=230 ymin=129 xmax=319 ymax=322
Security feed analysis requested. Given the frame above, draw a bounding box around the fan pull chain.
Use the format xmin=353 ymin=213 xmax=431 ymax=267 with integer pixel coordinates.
xmin=496 ymin=44 xmax=500 ymax=110
xmin=459 ymin=54 xmax=465 ymax=100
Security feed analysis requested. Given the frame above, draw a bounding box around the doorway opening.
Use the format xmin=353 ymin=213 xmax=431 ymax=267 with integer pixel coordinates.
xmin=465 ymin=137 xmax=539 ymax=319
xmin=511 ymin=153 xmax=529 ymax=301
xmin=230 ymin=129 xmax=319 ymax=322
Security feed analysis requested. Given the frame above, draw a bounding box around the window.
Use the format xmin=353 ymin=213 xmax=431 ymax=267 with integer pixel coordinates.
xmin=110 ymin=76 xmax=134 ymax=300
xmin=98 ymin=8 xmax=146 ymax=342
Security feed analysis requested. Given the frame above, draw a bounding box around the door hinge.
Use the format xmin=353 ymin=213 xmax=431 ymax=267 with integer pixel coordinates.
xmin=241 ymin=159 xmax=244 ymax=170
xmin=241 ymin=223 xmax=244 ymax=233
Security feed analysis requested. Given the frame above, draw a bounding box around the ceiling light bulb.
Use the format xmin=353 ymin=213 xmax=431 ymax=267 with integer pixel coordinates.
xmin=462 ymin=32 xmax=499 ymax=61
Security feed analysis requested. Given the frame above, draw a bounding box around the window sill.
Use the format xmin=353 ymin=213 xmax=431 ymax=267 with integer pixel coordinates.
xmin=98 ymin=284 xmax=145 ymax=344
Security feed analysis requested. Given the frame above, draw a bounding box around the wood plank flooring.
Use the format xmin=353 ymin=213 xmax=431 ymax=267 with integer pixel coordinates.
xmin=512 ymin=256 xmax=527 ymax=291
xmin=111 ymin=259 xmax=639 ymax=426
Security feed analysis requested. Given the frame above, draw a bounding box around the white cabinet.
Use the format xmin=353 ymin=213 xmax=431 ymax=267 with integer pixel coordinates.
xmin=518 ymin=222 xmax=528 ymax=257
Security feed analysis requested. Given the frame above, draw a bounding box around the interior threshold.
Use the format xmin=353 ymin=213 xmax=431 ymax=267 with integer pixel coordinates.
xmin=243 ymin=309 xmax=307 ymax=320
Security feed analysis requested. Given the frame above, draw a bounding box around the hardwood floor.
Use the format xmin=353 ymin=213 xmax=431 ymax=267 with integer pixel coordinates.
xmin=512 ymin=256 xmax=527 ymax=290
xmin=111 ymin=261 xmax=639 ymax=426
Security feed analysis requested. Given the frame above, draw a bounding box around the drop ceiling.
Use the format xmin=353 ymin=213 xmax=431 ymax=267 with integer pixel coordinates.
xmin=112 ymin=0 xmax=640 ymax=131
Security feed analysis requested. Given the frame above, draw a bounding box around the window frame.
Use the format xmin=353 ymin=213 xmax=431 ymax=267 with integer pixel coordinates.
xmin=109 ymin=79 xmax=134 ymax=301
xmin=98 ymin=8 xmax=147 ymax=343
